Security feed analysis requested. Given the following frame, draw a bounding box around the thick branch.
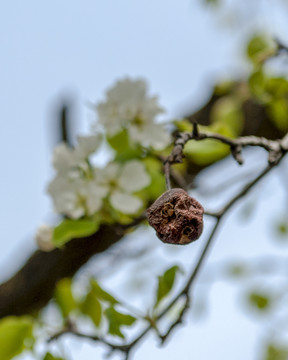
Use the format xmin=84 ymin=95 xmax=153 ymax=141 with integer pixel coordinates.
xmin=0 ymin=223 xmax=140 ymax=319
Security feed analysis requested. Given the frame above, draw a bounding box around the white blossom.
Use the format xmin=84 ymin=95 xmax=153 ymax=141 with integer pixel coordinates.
xmin=98 ymin=159 xmax=151 ymax=214
xmin=52 ymin=143 xmax=77 ymax=174
xmin=53 ymin=135 xmax=102 ymax=175
xmin=96 ymin=78 xmax=170 ymax=149
xmin=47 ymin=177 xmax=108 ymax=219
xmin=110 ymin=192 xmax=143 ymax=214
xmin=48 ymin=132 xmax=106 ymax=219
xmin=35 ymin=225 xmax=55 ymax=252
xmin=117 ymin=160 xmax=151 ymax=192
xmin=75 ymin=134 xmax=102 ymax=160
xmin=129 ymin=122 xmax=171 ymax=150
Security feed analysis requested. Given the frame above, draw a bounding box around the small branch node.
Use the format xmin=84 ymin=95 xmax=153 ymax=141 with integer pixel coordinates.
xmin=231 ymin=144 xmax=244 ymax=165
xmin=192 ymin=121 xmax=199 ymax=138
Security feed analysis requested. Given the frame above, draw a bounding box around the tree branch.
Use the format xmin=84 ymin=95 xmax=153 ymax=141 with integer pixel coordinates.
xmin=0 ymin=219 xmax=144 ymax=319
xmin=48 ymin=136 xmax=288 ymax=358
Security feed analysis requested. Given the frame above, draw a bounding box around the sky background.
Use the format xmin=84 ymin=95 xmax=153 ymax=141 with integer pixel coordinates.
xmin=1 ymin=0 xmax=288 ymax=359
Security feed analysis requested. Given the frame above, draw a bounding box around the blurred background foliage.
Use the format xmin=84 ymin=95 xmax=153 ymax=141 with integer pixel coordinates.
xmin=1 ymin=0 xmax=288 ymax=359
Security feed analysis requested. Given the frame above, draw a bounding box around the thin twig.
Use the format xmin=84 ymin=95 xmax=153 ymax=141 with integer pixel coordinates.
xmin=159 ymin=295 xmax=190 ymax=344
xmin=163 ymin=123 xmax=288 ymax=189
xmin=164 ymin=162 xmax=171 ymax=190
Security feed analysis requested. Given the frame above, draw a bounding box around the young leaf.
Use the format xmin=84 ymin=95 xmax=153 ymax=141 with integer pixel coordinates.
xmin=141 ymin=157 xmax=166 ymax=200
xmin=210 ymin=97 xmax=244 ymax=136
xmin=248 ymin=291 xmax=271 ymax=311
xmin=155 ymin=265 xmax=182 ymax=307
xmin=107 ymin=129 xmax=142 ymax=161
xmin=107 ymin=129 xmax=131 ymax=153
xmin=0 ymin=316 xmax=34 ymax=360
xmin=90 ymin=279 xmax=119 ymax=305
xmin=43 ymin=353 xmax=66 ymax=360
xmin=104 ymin=307 xmax=136 ymax=339
xmin=183 ymin=123 xmax=235 ymax=166
xmin=184 ymin=138 xmax=230 ymax=165
xmin=54 ymin=278 xmax=77 ymax=318
xmin=53 ymin=219 xmax=100 ymax=247
xmin=247 ymin=34 xmax=276 ymax=64
xmin=81 ymin=291 xmax=102 ymax=327
xmin=264 ymin=343 xmax=288 ymax=360
xmin=248 ymin=70 xmax=267 ymax=100
xmin=267 ymin=98 xmax=288 ymax=132
xmin=226 ymin=264 xmax=248 ymax=278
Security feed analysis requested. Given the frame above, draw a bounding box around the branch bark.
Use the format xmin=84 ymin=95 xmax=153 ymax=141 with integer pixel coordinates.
xmin=0 ymin=224 xmax=136 ymax=318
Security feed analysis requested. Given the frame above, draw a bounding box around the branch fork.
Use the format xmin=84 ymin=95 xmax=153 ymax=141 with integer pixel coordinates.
xmin=164 ymin=123 xmax=288 ymax=189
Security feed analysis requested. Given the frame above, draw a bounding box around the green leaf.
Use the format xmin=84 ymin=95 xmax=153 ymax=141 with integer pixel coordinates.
xmin=81 ymin=291 xmax=102 ymax=327
xmin=276 ymin=220 xmax=288 ymax=236
xmin=155 ymin=265 xmax=182 ymax=307
xmin=0 ymin=316 xmax=34 ymax=360
xmin=53 ymin=219 xmax=100 ymax=247
xmin=265 ymin=344 xmax=288 ymax=360
xmin=273 ymin=216 xmax=288 ymax=242
xmin=204 ymin=0 xmax=220 ymax=5
xmin=174 ymin=119 xmax=193 ymax=132
xmin=43 ymin=352 xmax=66 ymax=360
xmin=139 ymin=157 xmax=166 ymax=200
xmin=248 ymin=291 xmax=271 ymax=311
xmin=107 ymin=129 xmax=131 ymax=152
xmin=248 ymin=70 xmax=268 ymax=101
xmin=107 ymin=205 xmax=137 ymax=225
xmin=214 ymin=81 xmax=235 ymax=96
xmin=104 ymin=307 xmax=136 ymax=339
xmin=184 ymin=136 xmax=230 ymax=166
xmin=54 ymin=278 xmax=77 ymax=318
xmin=210 ymin=97 xmax=244 ymax=136
xmin=226 ymin=264 xmax=248 ymax=278
xmin=267 ymin=98 xmax=288 ymax=132
xmin=107 ymin=129 xmax=142 ymax=161
xmin=247 ymin=34 xmax=276 ymax=64
xmin=183 ymin=123 xmax=236 ymax=166
xmin=90 ymin=279 xmax=119 ymax=305
xmin=265 ymin=77 xmax=288 ymax=98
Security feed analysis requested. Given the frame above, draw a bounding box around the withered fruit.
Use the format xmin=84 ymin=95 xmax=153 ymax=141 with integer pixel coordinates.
xmin=146 ymin=188 xmax=204 ymax=245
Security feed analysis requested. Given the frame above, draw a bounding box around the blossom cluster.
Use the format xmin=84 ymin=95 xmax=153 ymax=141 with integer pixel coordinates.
xmin=48 ymin=144 xmax=151 ymax=219
xmin=96 ymin=78 xmax=171 ymax=150
xmin=36 ymin=78 xmax=171 ymax=251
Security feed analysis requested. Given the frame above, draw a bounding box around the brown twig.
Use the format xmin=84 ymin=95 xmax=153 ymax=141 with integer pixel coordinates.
xmin=164 ymin=123 xmax=288 ymax=190
xmin=159 ymin=295 xmax=190 ymax=344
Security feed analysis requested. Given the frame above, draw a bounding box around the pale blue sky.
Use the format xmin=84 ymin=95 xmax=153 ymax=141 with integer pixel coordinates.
xmin=0 ymin=0 xmax=242 ymax=268
xmin=1 ymin=1 xmax=288 ymax=359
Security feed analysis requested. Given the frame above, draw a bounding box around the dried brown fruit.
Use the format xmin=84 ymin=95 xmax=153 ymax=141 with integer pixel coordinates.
xmin=147 ymin=188 xmax=204 ymax=245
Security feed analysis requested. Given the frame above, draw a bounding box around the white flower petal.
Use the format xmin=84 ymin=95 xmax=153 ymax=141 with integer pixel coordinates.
xmin=98 ymin=162 xmax=121 ymax=183
xmin=144 ymin=123 xmax=171 ymax=150
xmin=128 ymin=123 xmax=171 ymax=150
xmin=68 ymin=206 xmax=86 ymax=219
xmin=110 ymin=191 xmax=143 ymax=214
xmin=96 ymin=78 xmax=165 ymax=136
xmin=52 ymin=143 xmax=76 ymax=173
xmin=35 ymin=225 xmax=55 ymax=252
xmin=52 ymin=191 xmax=84 ymax=219
xmin=118 ymin=160 xmax=151 ymax=192
xmin=81 ymin=182 xmax=108 ymax=215
xmin=76 ymin=134 xmax=102 ymax=159
xmin=47 ymin=175 xmax=73 ymax=198
xmin=97 ymin=102 xmax=126 ymax=136
xmin=48 ymin=173 xmax=109 ymax=218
